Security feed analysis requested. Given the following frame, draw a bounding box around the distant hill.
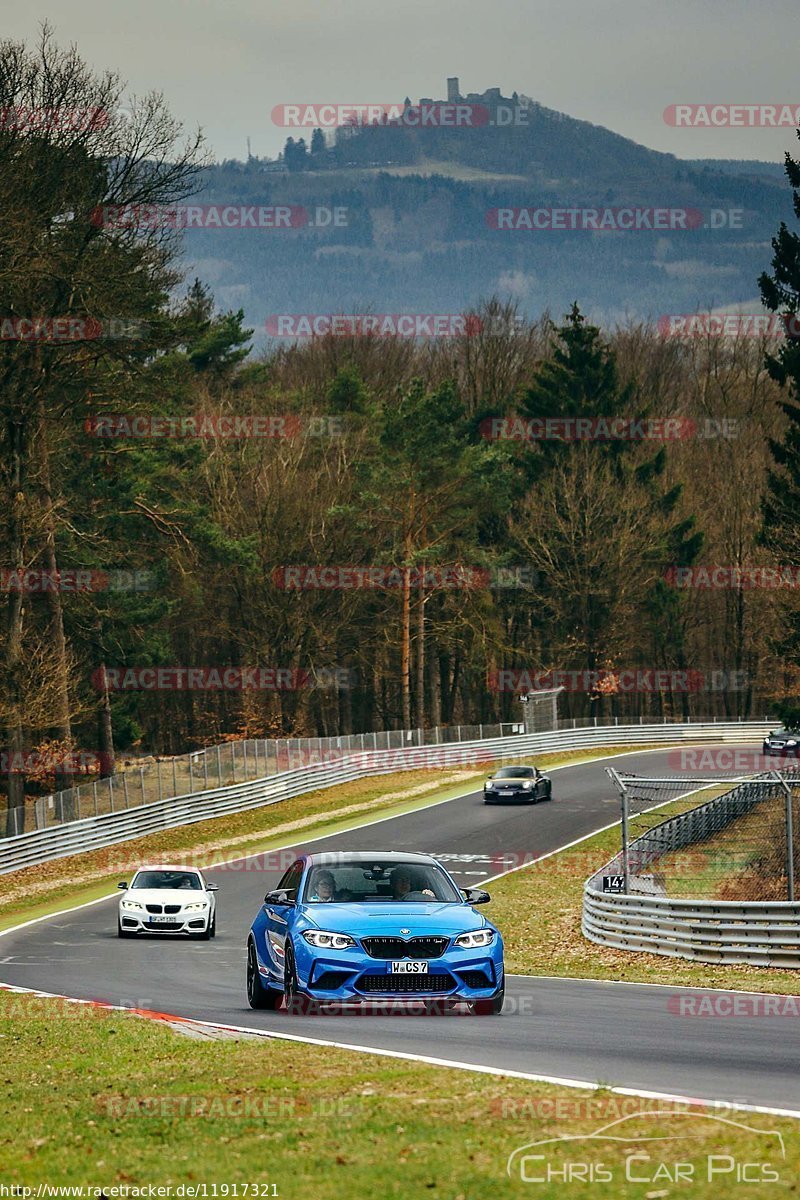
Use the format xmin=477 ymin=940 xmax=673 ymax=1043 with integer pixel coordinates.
xmin=180 ymin=80 xmax=793 ymax=344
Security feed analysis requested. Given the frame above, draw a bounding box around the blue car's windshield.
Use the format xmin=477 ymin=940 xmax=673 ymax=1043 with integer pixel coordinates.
xmin=303 ymin=861 xmax=461 ymax=903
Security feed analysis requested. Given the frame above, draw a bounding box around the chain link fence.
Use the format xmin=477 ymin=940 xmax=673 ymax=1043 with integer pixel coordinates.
xmin=1 ymin=722 xmax=531 ymax=836
xmin=606 ymin=769 xmax=800 ymax=901
xmin=0 ymin=712 xmax=771 ymax=839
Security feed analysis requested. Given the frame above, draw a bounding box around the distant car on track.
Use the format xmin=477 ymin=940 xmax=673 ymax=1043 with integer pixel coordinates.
xmin=117 ymin=865 xmax=217 ymax=939
xmin=763 ymin=727 xmax=800 ymax=758
xmin=246 ymin=851 xmax=505 ymax=1015
xmin=483 ymin=764 xmax=552 ymax=804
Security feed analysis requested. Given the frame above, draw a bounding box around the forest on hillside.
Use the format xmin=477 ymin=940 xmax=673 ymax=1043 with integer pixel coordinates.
xmin=4 ymin=32 xmax=800 ymax=834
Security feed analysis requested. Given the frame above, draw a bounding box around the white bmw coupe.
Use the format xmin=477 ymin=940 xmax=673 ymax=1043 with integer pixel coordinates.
xmin=117 ymin=865 xmax=217 ymax=939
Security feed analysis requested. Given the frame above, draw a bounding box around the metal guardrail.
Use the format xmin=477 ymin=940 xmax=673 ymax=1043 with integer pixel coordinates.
xmin=0 ymin=720 xmax=771 ymax=875
xmin=583 ymin=769 xmax=800 ymax=967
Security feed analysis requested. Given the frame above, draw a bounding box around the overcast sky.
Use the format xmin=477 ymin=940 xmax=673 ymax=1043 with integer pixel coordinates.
xmin=4 ymin=0 xmax=798 ymax=164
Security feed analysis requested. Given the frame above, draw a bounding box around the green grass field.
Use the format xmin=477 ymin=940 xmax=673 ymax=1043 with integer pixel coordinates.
xmin=1 ymin=991 xmax=796 ymax=1196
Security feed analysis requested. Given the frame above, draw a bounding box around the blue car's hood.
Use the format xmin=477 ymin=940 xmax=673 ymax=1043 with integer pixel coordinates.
xmin=301 ymin=902 xmax=488 ymax=935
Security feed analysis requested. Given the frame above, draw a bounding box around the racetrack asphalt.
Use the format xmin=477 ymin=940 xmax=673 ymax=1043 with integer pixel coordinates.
xmin=2 ymin=744 xmax=798 ymax=1113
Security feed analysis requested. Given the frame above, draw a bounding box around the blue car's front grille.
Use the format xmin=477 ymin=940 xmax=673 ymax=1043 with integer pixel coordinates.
xmin=358 ymin=973 xmax=454 ymax=994
xmin=361 ymin=936 xmax=448 ymax=960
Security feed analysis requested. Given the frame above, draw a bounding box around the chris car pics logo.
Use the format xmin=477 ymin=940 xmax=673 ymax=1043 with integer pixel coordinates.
xmin=506 ymin=1111 xmax=785 ymax=1185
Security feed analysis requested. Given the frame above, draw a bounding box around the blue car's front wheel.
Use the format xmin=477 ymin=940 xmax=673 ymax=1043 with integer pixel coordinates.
xmin=247 ymin=940 xmax=281 ymax=1010
xmin=473 ymin=986 xmax=505 ymax=1015
xmin=284 ymin=943 xmax=318 ymax=1015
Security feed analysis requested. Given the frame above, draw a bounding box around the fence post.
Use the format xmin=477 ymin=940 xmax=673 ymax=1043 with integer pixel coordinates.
xmin=607 ymin=767 xmax=630 ymax=895
xmin=189 ymin=754 xmax=194 ymax=793
xmin=231 ymin=741 xmax=237 ymax=783
xmin=216 ymin=744 xmax=223 ymax=787
xmin=157 ymin=760 xmax=163 ymax=803
xmin=203 ymin=752 xmax=209 ymax=790
xmin=243 ymin=740 xmax=249 ymax=780
xmin=93 ymin=780 xmax=98 ymax=816
xmin=109 ymin=776 xmax=115 ymax=812
xmin=173 ymin=757 xmax=178 ymax=797
xmin=140 ymin=768 xmax=146 ymax=807
xmin=775 ymin=772 xmax=795 ymax=902
xmin=122 ymin=773 xmax=129 ymax=809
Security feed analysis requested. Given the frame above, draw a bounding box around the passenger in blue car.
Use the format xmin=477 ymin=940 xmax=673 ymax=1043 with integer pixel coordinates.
xmin=308 ymin=869 xmax=336 ymax=902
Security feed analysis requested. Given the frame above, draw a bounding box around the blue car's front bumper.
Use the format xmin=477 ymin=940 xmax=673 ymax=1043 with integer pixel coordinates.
xmin=291 ymin=940 xmax=504 ymax=1002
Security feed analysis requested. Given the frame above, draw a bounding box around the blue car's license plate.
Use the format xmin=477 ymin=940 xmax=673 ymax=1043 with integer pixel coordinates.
xmin=390 ymin=961 xmax=429 ymax=973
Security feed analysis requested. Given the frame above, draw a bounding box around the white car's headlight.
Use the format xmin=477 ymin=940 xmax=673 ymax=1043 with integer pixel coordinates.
xmin=302 ymin=930 xmax=355 ymax=950
xmin=120 ymin=900 xmax=143 ymax=911
xmin=787 ymin=740 xmax=797 ymax=747
xmin=182 ymin=901 xmax=209 ymax=911
xmin=454 ymin=929 xmax=495 ymax=949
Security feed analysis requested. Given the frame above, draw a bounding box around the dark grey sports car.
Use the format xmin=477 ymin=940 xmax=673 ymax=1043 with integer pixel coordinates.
xmin=483 ymin=765 xmax=552 ymax=804
xmin=763 ymin=728 xmax=800 ymax=757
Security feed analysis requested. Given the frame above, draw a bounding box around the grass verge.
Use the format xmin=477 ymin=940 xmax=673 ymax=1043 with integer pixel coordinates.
xmin=1 ymin=990 xmax=797 ymax=1194
xmin=0 ymin=745 xmax=658 ymax=932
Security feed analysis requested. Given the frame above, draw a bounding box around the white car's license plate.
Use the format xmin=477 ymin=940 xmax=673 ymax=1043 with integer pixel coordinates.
xmin=391 ymin=961 xmax=428 ymax=974
xmin=150 ymin=916 xmax=179 ymax=924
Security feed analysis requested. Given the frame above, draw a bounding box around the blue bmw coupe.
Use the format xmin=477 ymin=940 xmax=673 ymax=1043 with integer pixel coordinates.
xmin=246 ymin=851 xmax=505 ymax=1015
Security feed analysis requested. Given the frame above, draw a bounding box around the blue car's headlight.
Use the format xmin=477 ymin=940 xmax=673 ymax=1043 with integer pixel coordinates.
xmin=302 ymin=930 xmax=355 ymax=950
xmin=454 ymin=929 xmax=495 ymax=949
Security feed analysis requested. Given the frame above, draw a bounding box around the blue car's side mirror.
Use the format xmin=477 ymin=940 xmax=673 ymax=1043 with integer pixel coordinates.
xmin=264 ymin=889 xmax=295 ymax=905
xmin=462 ymin=888 xmax=491 ymax=905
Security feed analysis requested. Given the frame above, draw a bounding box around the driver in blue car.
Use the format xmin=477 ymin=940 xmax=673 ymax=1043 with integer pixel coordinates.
xmin=390 ymin=866 xmax=434 ymax=901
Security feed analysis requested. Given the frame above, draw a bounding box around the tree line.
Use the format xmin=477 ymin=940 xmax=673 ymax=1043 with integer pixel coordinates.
xmin=3 ymin=31 xmax=800 ymax=833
